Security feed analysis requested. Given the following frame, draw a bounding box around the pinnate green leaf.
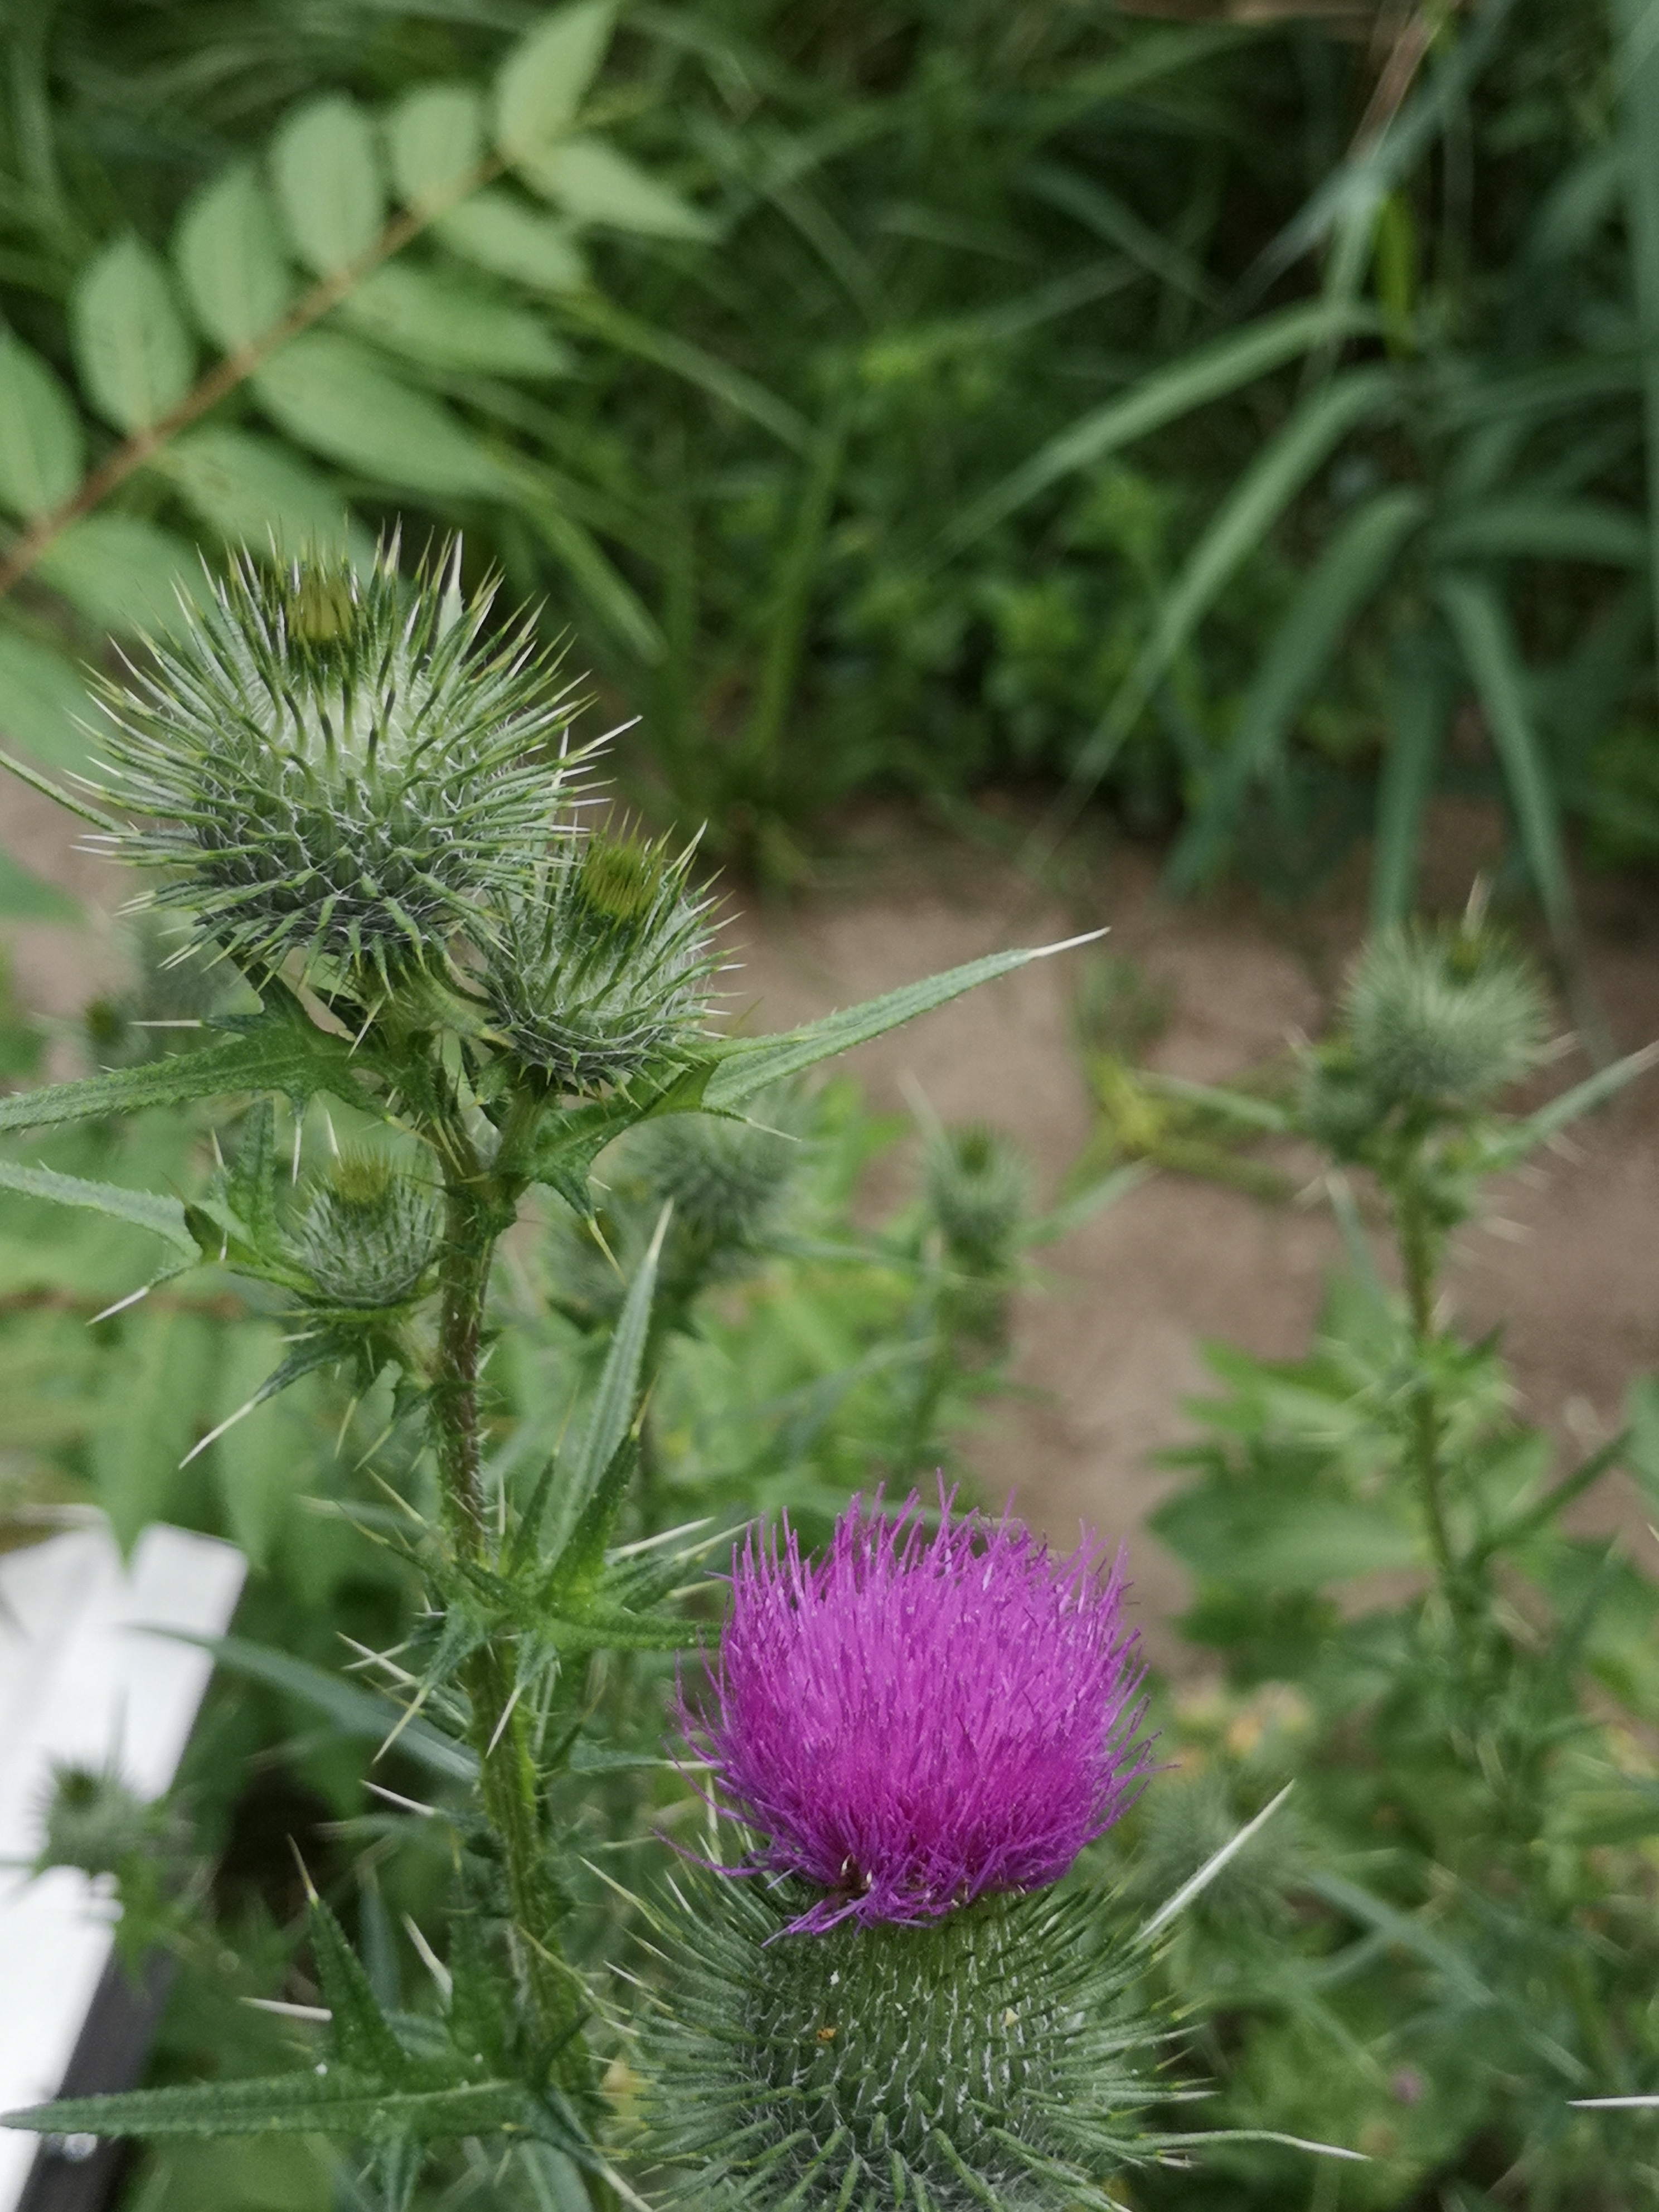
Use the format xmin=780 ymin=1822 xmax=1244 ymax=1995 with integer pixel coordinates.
xmin=0 ymin=332 xmax=84 ymax=517
xmin=524 ymin=137 xmax=713 ymax=240
xmin=271 ymin=94 xmax=385 ymax=277
xmin=0 ymin=629 xmax=98 ymax=771
xmin=339 ymin=264 xmax=571 ymax=377
xmin=252 ymin=331 xmax=503 ymax=498
xmin=71 ymin=238 xmax=196 ymax=434
xmin=151 ymin=425 xmax=361 ymax=555
xmin=33 ymin=513 xmax=201 ymax=637
xmin=496 ymin=1 xmax=615 ymax=159
xmin=174 ymin=165 xmax=294 ymax=352
xmin=390 ymin=82 xmax=486 ymax=208
xmin=434 ymin=191 xmax=586 ymax=293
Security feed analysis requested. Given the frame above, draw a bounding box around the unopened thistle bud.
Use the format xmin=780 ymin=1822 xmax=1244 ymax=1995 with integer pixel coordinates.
xmin=924 ymin=1122 xmax=1030 ymax=1269
xmin=88 ymin=541 xmax=585 ymax=981
xmin=1343 ymin=923 xmax=1548 ymax=1111
xmin=485 ymin=830 xmax=718 ymax=1095
xmin=630 ymin=1096 xmax=800 ymax=1248
xmin=293 ymin=1149 xmax=440 ymax=1310
xmin=641 ymin=1494 xmax=1158 ymax=2209
xmin=36 ymin=1762 xmax=154 ymax=1878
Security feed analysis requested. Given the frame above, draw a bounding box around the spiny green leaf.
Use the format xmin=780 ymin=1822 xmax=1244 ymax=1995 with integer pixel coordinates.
xmin=306 ymin=1891 xmax=413 ymax=2082
xmin=702 ymin=932 xmax=1103 ymax=1110
xmin=0 ymin=1158 xmax=199 ymax=1259
xmin=0 ymin=998 xmax=376 ymax=1134
xmin=3 ymin=2073 xmax=531 ymax=2143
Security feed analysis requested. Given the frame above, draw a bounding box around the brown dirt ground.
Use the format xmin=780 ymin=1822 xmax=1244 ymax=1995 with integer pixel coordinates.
xmin=4 ymin=780 xmax=1657 ymax=1674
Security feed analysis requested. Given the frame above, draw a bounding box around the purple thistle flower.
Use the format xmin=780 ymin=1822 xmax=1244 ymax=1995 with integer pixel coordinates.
xmin=680 ymin=1490 xmax=1152 ymax=1935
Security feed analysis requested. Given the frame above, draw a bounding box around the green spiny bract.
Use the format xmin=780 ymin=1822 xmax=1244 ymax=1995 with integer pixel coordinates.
xmin=484 ymin=829 xmax=719 ymax=1095
xmin=1342 ymin=923 xmax=1548 ymax=1112
xmin=636 ymin=1874 xmax=1161 ymax=2211
xmin=36 ymin=1762 xmax=158 ymax=1878
xmin=924 ymin=1123 xmax=1030 ymax=1269
xmin=87 ymin=542 xmax=585 ymax=982
xmin=293 ymin=1148 xmax=440 ymax=1310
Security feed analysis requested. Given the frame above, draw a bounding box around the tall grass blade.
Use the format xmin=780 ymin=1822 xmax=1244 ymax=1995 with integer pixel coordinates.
xmin=1037 ymin=366 xmax=1397 ymax=848
xmin=1371 ymin=627 xmax=1454 ymax=932
xmin=1168 ymin=486 xmax=1425 ymax=894
xmin=1614 ymin=0 xmax=1659 ymax=649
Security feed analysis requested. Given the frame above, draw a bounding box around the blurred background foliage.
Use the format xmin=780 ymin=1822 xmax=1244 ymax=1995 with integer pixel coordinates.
xmin=0 ymin=0 xmax=1653 ymax=935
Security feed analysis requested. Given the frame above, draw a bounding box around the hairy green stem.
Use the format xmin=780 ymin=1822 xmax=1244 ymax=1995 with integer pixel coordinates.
xmin=1395 ymin=1175 xmax=1471 ymax=1666
xmin=429 ymin=1116 xmax=594 ymax=2098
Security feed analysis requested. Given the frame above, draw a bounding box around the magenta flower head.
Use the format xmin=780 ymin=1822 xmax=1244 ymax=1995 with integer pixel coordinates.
xmin=680 ymin=1488 xmax=1152 ymax=1934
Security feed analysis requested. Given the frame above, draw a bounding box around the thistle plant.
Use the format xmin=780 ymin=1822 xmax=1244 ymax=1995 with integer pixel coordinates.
xmin=0 ymin=541 xmax=1187 ymax=2209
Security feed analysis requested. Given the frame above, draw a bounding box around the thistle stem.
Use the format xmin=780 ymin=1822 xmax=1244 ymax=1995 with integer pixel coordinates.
xmin=429 ymin=1120 xmax=593 ymax=2096
xmin=1395 ymin=1176 xmax=1472 ymax=1668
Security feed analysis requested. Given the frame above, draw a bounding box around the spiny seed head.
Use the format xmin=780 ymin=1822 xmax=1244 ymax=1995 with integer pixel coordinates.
xmin=293 ymin=1148 xmax=440 ymax=1309
xmin=1343 ymin=923 xmax=1548 ymax=1110
xmin=681 ymin=1490 xmax=1151 ymax=1935
xmin=486 ymin=829 xmax=719 ymax=1095
xmin=637 ymin=1874 xmax=1162 ymax=2211
xmin=87 ymin=539 xmax=588 ymax=982
xmin=924 ymin=1122 xmax=1031 ymax=1266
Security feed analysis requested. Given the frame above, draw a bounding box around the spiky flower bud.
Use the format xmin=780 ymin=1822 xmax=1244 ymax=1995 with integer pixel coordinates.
xmin=924 ymin=1122 xmax=1030 ymax=1269
xmin=1343 ymin=924 xmax=1548 ymax=1111
xmin=484 ymin=830 xmax=718 ymax=1094
xmin=89 ymin=541 xmax=584 ymax=979
xmin=36 ymin=1762 xmax=153 ymax=1877
xmin=629 ymin=1099 xmax=800 ymax=1248
xmin=642 ymin=1494 xmax=1160 ymax=2208
xmin=293 ymin=1149 xmax=440 ymax=1309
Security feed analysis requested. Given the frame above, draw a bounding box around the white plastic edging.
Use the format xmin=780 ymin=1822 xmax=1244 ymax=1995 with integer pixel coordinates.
xmin=0 ymin=1522 xmax=246 ymax=2212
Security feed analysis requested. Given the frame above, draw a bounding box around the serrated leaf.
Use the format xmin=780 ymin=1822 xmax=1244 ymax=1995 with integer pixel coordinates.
xmin=307 ymin=1893 xmax=412 ymax=2082
xmin=0 ymin=1158 xmax=200 ymax=1260
xmin=0 ymin=627 xmax=98 ymax=771
xmin=0 ymin=997 xmax=375 ymax=1134
xmin=338 ymin=263 xmax=571 ymax=377
xmin=390 ymin=81 xmax=486 ymax=209
xmin=32 ymin=513 xmax=201 ymax=637
xmin=252 ymin=331 xmax=503 ymax=498
xmin=0 ymin=332 xmax=84 ymax=517
xmin=0 ymin=845 xmax=77 ymax=920
xmin=71 ymin=237 xmax=196 ymax=434
xmin=434 ymin=191 xmax=586 ymax=294
xmin=496 ymin=2 xmax=615 ymax=159
xmin=524 ymin=137 xmax=712 ymax=241
xmin=2 ymin=2073 xmax=530 ymax=2143
xmin=174 ymin=164 xmax=294 ymax=352
xmin=702 ymin=932 xmax=1102 ymax=1110
xmin=551 ymin=1213 xmax=664 ymax=1551
xmin=271 ymin=94 xmax=386 ymax=278
xmin=151 ymin=425 xmax=362 ymax=557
